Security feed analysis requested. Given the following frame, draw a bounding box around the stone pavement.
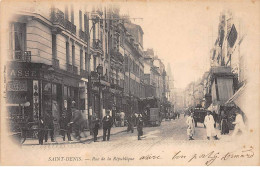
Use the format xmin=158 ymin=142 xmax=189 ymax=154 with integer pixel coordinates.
xmin=22 ymin=126 xmax=127 ymax=146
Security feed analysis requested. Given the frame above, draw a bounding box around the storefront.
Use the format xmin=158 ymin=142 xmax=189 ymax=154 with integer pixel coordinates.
xmin=6 ymin=61 xmax=81 ymax=133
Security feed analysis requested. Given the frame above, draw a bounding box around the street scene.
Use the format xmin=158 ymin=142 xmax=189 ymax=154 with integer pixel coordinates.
xmin=2 ymin=1 xmax=254 ymax=152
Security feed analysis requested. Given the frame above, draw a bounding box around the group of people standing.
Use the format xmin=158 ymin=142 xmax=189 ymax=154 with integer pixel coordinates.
xmin=186 ymin=110 xmax=247 ymax=140
xmin=38 ymin=101 xmax=145 ymax=145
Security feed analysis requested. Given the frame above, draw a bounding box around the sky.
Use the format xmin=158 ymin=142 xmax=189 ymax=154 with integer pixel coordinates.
xmin=119 ymin=1 xmax=227 ymax=89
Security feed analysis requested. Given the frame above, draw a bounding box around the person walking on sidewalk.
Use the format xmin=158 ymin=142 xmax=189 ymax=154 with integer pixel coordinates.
xmin=60 ymin=110 xmax=72 ymax=141
xmin=91 ymin=113 xmax=100 ymax=142
xmin=204 ymin=111 xmax=219 ymax=140
xmin=186 ymin=112 xmax=195 ymax=140
xmin=127 ymin=113 xmax=135 ymax=133
xmin=44 ymin=110 xmax=55 ymax=142
xmin=220 ymin=110 xmax=229 ymax=135
xmin=102 ymin=110 xmax=113 ymax=141
xmin=137 ymin=114 xmax=144 ymax=140
xmin=38 ymin=117 xmax=45 ymax=145
xmin=232 ymin=112 xmax=247 ymax=137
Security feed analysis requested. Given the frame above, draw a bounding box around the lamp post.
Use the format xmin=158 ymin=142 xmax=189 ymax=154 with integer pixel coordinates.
xmin=97 ymin=64 xmax=103 ymax=120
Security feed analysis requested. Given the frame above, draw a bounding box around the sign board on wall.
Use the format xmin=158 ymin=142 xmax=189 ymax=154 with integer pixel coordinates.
xmin=7 ymin=80 xmax=27 ymax=91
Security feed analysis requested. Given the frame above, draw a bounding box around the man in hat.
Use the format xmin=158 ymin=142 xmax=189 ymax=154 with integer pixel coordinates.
xmin=204 ymin=111 xmax=219 ymax=140
xmin=127 ymin=113 xmax=135 ymax=133
xmin=91 ymin=113 xmax=100 ymax=142
xmin=137 ymin=113 xmax=144 ymax=140
xmin=60 ymin=110 xmax=72 ymax=141
xmin=44 ymin=110 xmax=55 ymax=142
xmin=186 ymin=112 xmax=195 ymax=140
xmin=38 ymin=116 xmax=45 ymax=145
xmin=102 ymin=110 xmax=113 ymax=141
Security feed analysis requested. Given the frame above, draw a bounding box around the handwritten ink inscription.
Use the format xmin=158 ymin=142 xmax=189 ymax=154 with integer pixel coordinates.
xmin=81 ymin=146 xmax=254 ymax=165
xmin=172 ymin=146 xmax=254 ymax=166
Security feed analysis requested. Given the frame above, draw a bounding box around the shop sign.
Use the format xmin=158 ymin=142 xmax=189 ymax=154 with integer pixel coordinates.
xmin=7 ymin=80 xmax=27 ymax=91
xmin=33 ymin=80 xmax=39 ymax=122
xmin=8 ymin=68 xmax=38 ymax=78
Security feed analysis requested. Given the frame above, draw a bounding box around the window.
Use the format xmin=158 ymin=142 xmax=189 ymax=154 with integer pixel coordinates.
xmin=52 ymin=34 xmax=57 ymax=59
xmin=84 ymin=13 xmax=89 ymax=33
xmin=12 ymin=23 xmax=26 ymax=59
xmin=66 ymin=42 xmax=70 ymax=64
xmin=79 ymin=10 xmax=82 ymax=30
xmin=72 ymin=45 xmax=75 ymax=66
xmin=85 ymin=52 xmax=88 ymax=72
xmin=80 ymin=49 xmax=83 ymax=70
xmin=65 ymin=6 xmax=69 ymax=20
xmin=71 ymin=5 xmax=74 ymax=24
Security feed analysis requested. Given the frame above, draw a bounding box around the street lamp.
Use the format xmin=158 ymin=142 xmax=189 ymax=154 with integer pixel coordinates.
xmin=96 ymin=64 xmax=103 ymax=119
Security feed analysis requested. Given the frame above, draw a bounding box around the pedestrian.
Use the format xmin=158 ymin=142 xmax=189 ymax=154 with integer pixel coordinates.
xmin=38 ymin=117 xmax=45 ymax=145
xmin=186 ymin=112 xmax=195 ymax=140
xmin=232 ymin=112 xmax=247 ymax=137
xmin=44 ymin=110 xmax=55 ymax=142
xmin=137 ymin=114 xmax=144 ymax=140
xmin=91 ymin=113 xmax=100 ymax=142
xmin=204 ymin=111 xmax=219 ymax=140
xmin=69 ymin=101 xmax=84 ymax=140
xmin=220 ymin=110 xmax=229 ymax=135
xmin=120 ymin=110 xmax=125 ymax=127
xmin=127 ymin=113 xmax=135 ymax=133
xmin=60 ymin=110 xmax=72 ymax=141
xmin=212 ymin=111 xmax=218 ymax=128
xmin=102 ymin=110 xmax=113 ymax=141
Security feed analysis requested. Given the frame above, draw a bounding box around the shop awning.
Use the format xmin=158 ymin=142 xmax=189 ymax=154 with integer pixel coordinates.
xmin=226 ymin=83 xmax=246 ymax=111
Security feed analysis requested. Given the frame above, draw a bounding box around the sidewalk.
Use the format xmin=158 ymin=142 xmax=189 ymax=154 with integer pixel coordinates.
xmin=22 ymin=126 xmax=127 ymax=146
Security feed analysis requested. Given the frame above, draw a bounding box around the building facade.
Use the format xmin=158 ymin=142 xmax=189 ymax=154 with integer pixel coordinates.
xmin=5 ymin=3 xmax=171 ymax=132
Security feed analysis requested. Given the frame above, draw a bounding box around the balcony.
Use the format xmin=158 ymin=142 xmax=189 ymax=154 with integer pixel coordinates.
xmin=66 ymin=63 xmax=73 ymax=73
xmin=79 ymin=29 xmax=87 ymax=42
xmin=92 ymin=39 xmax=103 ymax=55
xmin=64 ymin=19 xmax=76 ymax=35
xmin=13 ymin=51 xmax=31 ymax=62
xmin=111 ymin=49 xmax=124 ymax=64
xmin=50 ymin=8 xmax=65 ymax=27
xmin=52 ymin=58 xmax=59 ymax=68
xmin=73 ymin=65 xmax=78 ymax=75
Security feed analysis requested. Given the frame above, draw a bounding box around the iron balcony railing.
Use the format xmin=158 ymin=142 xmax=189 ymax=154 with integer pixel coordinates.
xmin=14 ymin=50 xmax=31 ymax=62
xmin=50 ymin=8 xmax=65 ymax=27
xmin=79 ymin=29 xmax=88 ymax=42
xmin=64 ymin=19 xmax=76 ymax=35
xmin=51 ymin=8 xmax=76 ymax=34
xmin=92 ymin=39 xmax=103 ymax=52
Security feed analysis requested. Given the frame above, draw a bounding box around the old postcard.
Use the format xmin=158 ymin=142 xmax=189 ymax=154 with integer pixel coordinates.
xmin=0 ymin=0 xmax=259 ymax=166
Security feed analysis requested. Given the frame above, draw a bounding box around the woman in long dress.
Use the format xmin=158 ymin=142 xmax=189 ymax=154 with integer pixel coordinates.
xmin=220 ymin=110 xmax=229 ymax=135
xmin=186 ymin=113 xmax=195 ymax=140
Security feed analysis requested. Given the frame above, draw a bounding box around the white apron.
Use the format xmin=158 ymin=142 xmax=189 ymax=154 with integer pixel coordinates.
xmin=204 ymin=115 xmax=216 ymax=137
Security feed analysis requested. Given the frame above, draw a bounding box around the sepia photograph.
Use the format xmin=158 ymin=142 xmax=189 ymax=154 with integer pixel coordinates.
xmin=0 ymin=0 xmax=259 ymax=166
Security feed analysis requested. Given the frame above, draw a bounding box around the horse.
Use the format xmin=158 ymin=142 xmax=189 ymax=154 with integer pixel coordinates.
xmin=69 ymin=109 xmax=88 ymax=140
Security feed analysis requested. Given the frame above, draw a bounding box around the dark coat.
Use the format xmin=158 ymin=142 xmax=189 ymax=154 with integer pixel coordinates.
xmin=45 ymin=114 xmax=54 ymax=127
xmin=102 ymin=115 xmax=113 ymax=129
xmin=60 ymin=115 xmax=70 ymax=130
xmin=127 ymin=115 xmax=135 ymax=125
xmin=137 ymin=116 xmax=144 ymax=130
